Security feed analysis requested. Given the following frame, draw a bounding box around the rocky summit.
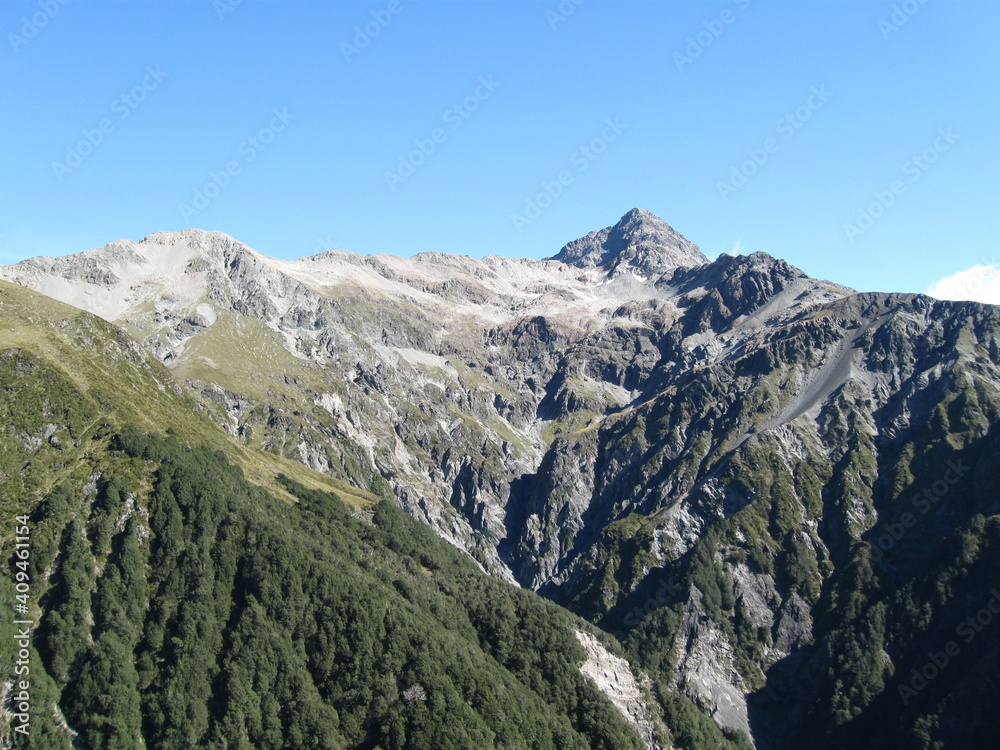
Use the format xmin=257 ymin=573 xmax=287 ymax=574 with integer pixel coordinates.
xmin=547 ymin=208 xmax=709 ymax=274
xmin=3 ymin=209 xmax=1000 ymax=749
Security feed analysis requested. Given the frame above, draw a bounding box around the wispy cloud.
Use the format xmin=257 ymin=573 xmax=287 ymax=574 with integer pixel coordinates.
xmin=926 ymin=264 xmax=1000 ymax=305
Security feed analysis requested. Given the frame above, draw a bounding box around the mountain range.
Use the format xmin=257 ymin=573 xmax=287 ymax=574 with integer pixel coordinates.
xmin=2 ymin=208 xmax=999 ymax=749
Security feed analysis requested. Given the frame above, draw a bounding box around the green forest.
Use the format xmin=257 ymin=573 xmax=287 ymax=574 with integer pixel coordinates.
xmin=2 ymin=429 xmax=654 ymax=749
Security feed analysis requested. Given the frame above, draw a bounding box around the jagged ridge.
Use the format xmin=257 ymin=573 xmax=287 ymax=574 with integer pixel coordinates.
xmin=3 ymin=210 xmax=1000 ymax=748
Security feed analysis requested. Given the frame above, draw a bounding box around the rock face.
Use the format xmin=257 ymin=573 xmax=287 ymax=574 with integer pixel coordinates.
xmin=5 ymin=209 xmax=1000 ymax=748
xmin=575 ymin=630 xmax=669 ymax=750
xmin=548 ymin=208 xmax=709 ymax=274
xmin=675 ymin=584 xmax=751 ymax=737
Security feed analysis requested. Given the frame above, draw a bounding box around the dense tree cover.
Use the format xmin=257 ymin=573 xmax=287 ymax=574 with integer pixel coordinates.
xmin=788 ymin=515 xmax=1000 ymax=750
xmin=10 ymin=429 xmax=647 ymax=749
xmin=767 ymin=395 xmax=1000 ymax=750
xmin=38 ymin=519 xmax=94 ymax=683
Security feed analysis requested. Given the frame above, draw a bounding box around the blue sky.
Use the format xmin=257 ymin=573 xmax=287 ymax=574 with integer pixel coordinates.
xmin=2 ymin=0 xmax=998 ymax=298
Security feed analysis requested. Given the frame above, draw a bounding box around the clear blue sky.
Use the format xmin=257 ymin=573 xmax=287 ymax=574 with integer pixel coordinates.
xmin=2 ymin=0 xmax=998 ymax=295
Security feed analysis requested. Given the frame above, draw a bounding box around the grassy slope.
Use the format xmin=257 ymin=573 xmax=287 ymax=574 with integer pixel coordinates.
xmin=171 ymin=310 xmax=331 ymax=402
xmin=0 ymin=280 xmax=373 ymax=512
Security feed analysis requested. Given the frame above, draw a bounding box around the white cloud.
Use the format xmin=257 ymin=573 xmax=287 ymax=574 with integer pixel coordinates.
xmin=926 ymin=264 xmax=1000 ymax=305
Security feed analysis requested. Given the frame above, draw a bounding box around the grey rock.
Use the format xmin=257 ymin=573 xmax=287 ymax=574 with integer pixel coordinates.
xmin=4 ymin=210 xmax=1000 ymax=746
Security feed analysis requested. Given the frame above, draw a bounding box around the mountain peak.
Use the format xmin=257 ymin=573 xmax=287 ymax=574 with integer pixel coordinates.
xmin=619 ymin=207 xmax=660 ymax=223
xmin=548 ymin=209 xmax=708 ymax=274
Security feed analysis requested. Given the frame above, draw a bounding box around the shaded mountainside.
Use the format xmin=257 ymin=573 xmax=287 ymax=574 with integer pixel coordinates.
xmin=3 ymin=209 xmax=1000 ymax=747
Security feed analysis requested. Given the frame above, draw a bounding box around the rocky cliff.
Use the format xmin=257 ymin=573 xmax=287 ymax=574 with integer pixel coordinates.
xmin=5 ymin=209 xmax=999 ymax=748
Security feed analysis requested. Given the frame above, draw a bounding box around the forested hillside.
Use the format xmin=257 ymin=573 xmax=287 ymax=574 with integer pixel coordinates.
xmin=3 ymin=429 xmax=651 ymax=749
xmin=0 ymin=280 xmax=747 ymax=749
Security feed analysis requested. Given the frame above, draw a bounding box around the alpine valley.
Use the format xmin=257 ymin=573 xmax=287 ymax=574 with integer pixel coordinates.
xmin=2 ymin=209 xmax=999 ymax=749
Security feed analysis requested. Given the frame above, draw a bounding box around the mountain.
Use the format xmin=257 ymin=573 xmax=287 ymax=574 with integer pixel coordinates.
xmin=0 ymin=280 xmax=680 ymax=750
xmin=3 ymin=209 xmax=1000 ymax=748
xmin=548 ymin=208 xmax=708 ymax=274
